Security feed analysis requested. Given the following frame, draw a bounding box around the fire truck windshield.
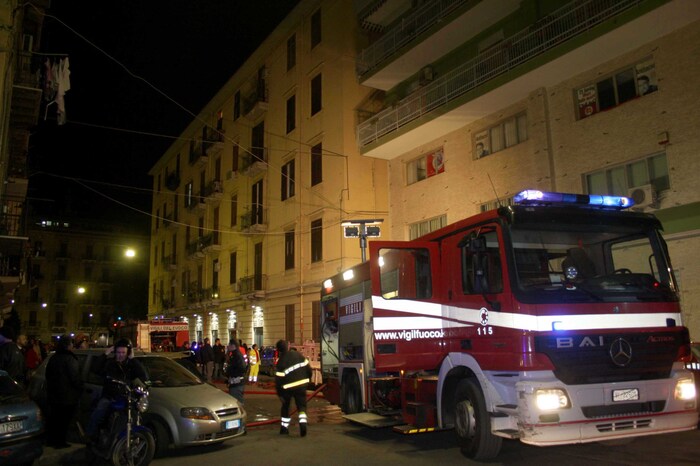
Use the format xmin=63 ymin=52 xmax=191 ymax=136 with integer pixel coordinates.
xmin=509 ymin=223 xmax=678 ymax=304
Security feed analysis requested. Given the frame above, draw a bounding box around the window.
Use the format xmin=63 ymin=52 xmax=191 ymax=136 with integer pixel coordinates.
xmin=311 ymin=142 xmax=322 ymax=186
xmin=232 ymin=144 xmax=239 ymax=172
xmin=310 ymin=9 xmax=321 ymax=49
xmin=285 ymin=304 xmax=295 ymax=342
xmin=234 ymin=91 xmax=241 ymax=120
xmin=407 ymin=148 xmax=444 ymax=185
xmin=461 ymin=230 xmax=503 ymax=294
xmin=286 ymin=95 xmax=296 ymax=133
xmin=230 ymin=194 xmax=238 ymax=227
xmin=252 ymin=180 xmax=264 ymax=225
xmin=185 ymin=181 xmax=194 ymax=208
xmin=586 ymin=153 xmax=669 ymax=196
xmin=311 ymin=219 xmax=322 ymax=262
xmin=285 ymin=230 xmax=295 ymax=270
xmin=576 ymin=58 xmax=657 ymax=120
xmin=281 ymin=159 xmax=295 ymax=201
xmin=473 ymin=113 xmax=527 ymax=158
xmin=311 ymin=73 xmax=322 ymax=115
xmin=287 ymin=34 xmax=296 ymax=70
xmin=408 ymin=215 xmax=447 ymax=240
xmin=84 ymin=265 xmax=92 ymax=280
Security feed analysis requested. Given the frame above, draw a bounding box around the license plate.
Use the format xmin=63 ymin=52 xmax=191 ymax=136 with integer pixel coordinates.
xmin=225 ymin=419 xmax=240 ymax=429
xmin=612 ymin=388 xmax=639 ymax=402
xmin=0 ymin=420 xmax=23 ymax=434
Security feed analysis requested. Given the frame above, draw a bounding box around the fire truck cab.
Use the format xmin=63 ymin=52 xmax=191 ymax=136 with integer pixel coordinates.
xmin=320 ymin=190 xmax=697 ymax=460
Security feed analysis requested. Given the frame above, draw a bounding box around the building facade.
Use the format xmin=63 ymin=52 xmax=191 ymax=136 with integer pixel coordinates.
xmin=148 ymin=0 xmax=389 ymax=347
xmin=14 ymin=219 xmax=149 ymax=345
xmin=356 ymin=0 xmax=700 ymax=336
xmin=0 ymin=0 xmax=49 ymax=326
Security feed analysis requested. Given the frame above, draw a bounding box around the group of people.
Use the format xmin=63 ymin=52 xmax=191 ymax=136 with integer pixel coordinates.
xmin=0 ymin=325 xmax=48 ymax=387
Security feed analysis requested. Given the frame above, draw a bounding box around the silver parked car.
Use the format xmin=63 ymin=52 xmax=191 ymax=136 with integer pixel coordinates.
xmin=28 ymin=349 xmax=245 ymax=457
xmin=0 ymin=370 xmax=43 ymax=466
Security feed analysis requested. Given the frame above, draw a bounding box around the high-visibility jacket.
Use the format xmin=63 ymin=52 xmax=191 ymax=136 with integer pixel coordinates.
xmin=275 ymin=350 xmax=311 ymax=394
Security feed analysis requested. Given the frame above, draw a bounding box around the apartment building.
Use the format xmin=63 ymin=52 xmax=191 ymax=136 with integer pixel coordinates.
xmin=0 ymin=1 xmax=50 ymax=326
xmin=14 ymin=219 xmax=149 ymax=345
xmin=148 ymin=0 xmax=389 ymax=347
xmin=356 ymin=0 xmax=700 ymax=336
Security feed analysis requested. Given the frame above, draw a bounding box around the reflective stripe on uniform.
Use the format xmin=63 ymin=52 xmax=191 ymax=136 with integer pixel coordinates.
xmin=281 ymin=416 xmax=291 ymax=428
xmin=282 ymin=378 xmax=310 ymax=390
xmin=299 ymin=412 xmax=307 ymax=424
xmin=282 ymin=359 xmax=309 ymax=375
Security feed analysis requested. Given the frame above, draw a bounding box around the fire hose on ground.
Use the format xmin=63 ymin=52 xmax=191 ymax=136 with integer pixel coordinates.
xmin=246 ymin=383 xmax=327 ymax=428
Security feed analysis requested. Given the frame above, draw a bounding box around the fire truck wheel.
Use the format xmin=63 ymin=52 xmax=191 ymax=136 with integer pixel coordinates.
xmin=341 ymin=371 xmax=362 ymax=414
xmin=454 ymin=378 xmax=502 ymax=460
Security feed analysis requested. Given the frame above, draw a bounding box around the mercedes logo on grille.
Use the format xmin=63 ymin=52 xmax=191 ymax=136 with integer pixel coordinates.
xmin=609 ymin=338 xmax=633 ymax=367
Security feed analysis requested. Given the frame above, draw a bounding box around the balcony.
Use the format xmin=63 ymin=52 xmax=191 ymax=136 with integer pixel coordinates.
xmin=203 ymin=128 xmax=224 ymax=157
xmin=242 ymin=75 xmax=268 ymax=120
xmin=186 ymin=239 xmax=206 ymax=260
xmin=165 ymin=172 xmax=180 ymax=191
xmin=357 ymin=0 xmax=696 ymax=159
xmin=204 ymin=180 xmax=224 ymax=202
xmin=357 ymin=0 xmax=515 ymax=88
xmin=240 ymin=148 xmax=268 ymax=177
xmin=201 ymin=232 xmax=221 ymax=253
xmin=162 ymin=254 xmax=178 ymax=270
xmin=240 ymin=208 xmax=267 ymax=234
xmin=11 ymin=52 xmax=43 ymax=128
xmin=238 ymin=275 xmax=266 ymax=299
xmin=163 ymin=212 xmax=179 ymax=229
xmin=189 ymin=141 xmax=208 ymax=166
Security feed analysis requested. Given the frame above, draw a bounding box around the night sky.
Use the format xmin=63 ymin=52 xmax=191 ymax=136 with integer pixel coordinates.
xmin=30 ymin=0 xmax=299 ymax=231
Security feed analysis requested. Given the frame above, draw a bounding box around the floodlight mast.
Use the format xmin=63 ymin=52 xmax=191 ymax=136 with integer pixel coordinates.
xmin=342 ymin=219 xmax=383 ymax=262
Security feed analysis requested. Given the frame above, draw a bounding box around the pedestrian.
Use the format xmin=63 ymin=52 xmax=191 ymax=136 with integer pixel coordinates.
xmin=24 ymin=337 xmax=42 ymax=380
xmin=275 ymin=339 xmax=311 ymax=437
xmin=213 ymin=338 xmax=226 ymax=380
xmin=248 ymin=344 xmax=261 ymax=384
xmin=0 ymin=326 xmax=26 ymax=386
xmin=45 ymin=335 xmax=83 ymax=449
xmin=200 ymin=337 xmax=214 ymax=382
xmin=226 ymin=344 xmax=247 ymax=405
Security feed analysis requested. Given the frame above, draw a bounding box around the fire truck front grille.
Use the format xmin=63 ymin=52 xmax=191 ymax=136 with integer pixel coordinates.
xmin=581 ymin=400 xmax=665 ymax=418
xmin=595 ymin=418 xmax=653 ymax=433
xmin=534 ymin=331 xmax=684 ymax=385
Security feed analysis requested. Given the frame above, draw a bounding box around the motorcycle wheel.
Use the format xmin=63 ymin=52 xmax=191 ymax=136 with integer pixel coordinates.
xmin=111 ymin=430 xmax=156 ymax=466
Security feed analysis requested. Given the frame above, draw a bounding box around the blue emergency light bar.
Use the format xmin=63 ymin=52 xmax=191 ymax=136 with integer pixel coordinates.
xmin=513 ymin=189 xmax=634 ymax=209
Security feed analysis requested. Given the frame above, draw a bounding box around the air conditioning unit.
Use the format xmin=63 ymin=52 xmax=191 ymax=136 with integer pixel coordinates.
xmin=628 ymin=184 xmax=655 ymax=209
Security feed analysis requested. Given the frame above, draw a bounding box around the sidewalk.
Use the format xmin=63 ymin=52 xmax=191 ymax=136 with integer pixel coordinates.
xmin=36 ymin=377 xmax=322 ymax=465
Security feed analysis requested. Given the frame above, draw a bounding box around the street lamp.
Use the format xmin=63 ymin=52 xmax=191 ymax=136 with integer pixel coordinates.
xmin=125 ymin=248 xmax=136 ymax=259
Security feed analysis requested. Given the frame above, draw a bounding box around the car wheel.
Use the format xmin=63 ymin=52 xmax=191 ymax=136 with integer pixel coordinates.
xmin=150 ymin=420 xmax=170 ymax=458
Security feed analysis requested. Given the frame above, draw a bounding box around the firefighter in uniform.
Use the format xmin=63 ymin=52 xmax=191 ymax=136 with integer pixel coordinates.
xmin=275 ymin=339 xmax=311 ymax=436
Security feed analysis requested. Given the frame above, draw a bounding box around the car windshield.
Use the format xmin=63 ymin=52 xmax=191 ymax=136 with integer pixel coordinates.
xmin=137 ymin=356 xmax=203 ymax=387
xmin=510 ymin=223 xmax=678 ymax=304
xmin=0 ymin=375 xmax=29 ymax=404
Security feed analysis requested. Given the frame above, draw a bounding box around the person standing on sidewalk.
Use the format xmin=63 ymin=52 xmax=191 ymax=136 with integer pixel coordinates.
xmin=248 ymin=344 xmax=261 ymax=384
xmin=275 ymin=340 xmax=312 ymax=437
xmin=200 ymin=338 xmax=215 ymax=382
xmin=213 ymin=338 xmax=226 ymax=380
xmin=45 ymin=335 xmax=83 ymax=449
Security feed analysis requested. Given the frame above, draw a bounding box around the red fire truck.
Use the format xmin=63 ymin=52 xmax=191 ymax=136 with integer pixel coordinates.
xmin=319 ymin=190 xmax=697 ymax=460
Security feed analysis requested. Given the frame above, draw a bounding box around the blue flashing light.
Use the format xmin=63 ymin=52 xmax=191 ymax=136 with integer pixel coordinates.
xmin=514 ymin=189 xmax=633 ymax=210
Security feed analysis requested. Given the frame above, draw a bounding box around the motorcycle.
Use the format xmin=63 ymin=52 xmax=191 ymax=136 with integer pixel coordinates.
xmin=90 ymin=378 xmax=156 ymax=466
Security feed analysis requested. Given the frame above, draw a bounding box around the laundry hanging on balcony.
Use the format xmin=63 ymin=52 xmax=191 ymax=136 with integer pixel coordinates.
xmin=42 ymin=56 xmax=71 ymax=125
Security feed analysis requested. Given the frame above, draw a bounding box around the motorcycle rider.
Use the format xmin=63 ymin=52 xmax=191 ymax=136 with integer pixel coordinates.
xmin=86 ymin=338 xmax=148 ymax=441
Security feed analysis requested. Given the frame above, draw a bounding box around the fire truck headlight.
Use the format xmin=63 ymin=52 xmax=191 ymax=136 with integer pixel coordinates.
xmin=674 ymin=378 xmax=696 ymax=401
xmin=535 ymin=389 xmax=570 ymax=410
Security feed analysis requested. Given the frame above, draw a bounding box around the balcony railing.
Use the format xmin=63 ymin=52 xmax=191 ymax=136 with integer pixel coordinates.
xmin=204 ymin=180 xmax=223 ymax=200
xmin=238 ymin=275 xmax=267 ymax=295
xmin=240 ymin=208 xmax=267 ymax=233
xmin=357 ymin=0 xmax=640 ymax=147
xmin=240 ymin=148 xmax=268 ymax=175
xmin=189 ymin=141 xmax=207 ymax=165
xmin=357 ymin=0 xmax=468 ymax=77
xmin=0 ymin=197 xmax=27 ymax=237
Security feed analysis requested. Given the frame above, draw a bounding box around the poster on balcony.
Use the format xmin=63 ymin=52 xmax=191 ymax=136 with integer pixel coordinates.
xmin=427 ymin=148 xmax=445 ymax=177
xmin=474 ymin=130 xmax=490 ymax=158
xmin=635 ymin=59 xmax=657 ymax=96
xmin=576 ymin=84 xmax=598 ymax=120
